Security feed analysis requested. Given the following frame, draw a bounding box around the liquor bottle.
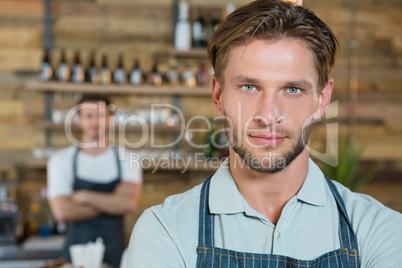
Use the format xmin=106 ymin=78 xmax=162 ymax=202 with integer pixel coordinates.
xmin=71 ymin=50 xmax=84 ymax=83
xmin=192 ymin=10 xmax=206 ymax=48
xmin=148 ymin=61 xmax=162 ymax=86
xmin=86 ymin=50 xmax=99 ymax=84
xmin=57 ymin=48 xmax=70 ymax=82
xmin=113 ymin=53 xmax=127 ymax=85
xmin=166 ymin=58 xmax=179 ymax=86
xmin=40 ymin=48 xmax=53 ymax=82
xmin=182 ymin=61 xmax=196 ymax=87
xmin=99 ymin=53 xmax=111 ymax=85
xmin=207 ymin=8 xmax=221 ymax=44
xmin=174 ymin=1 xmax=191 ymax=50
xmin=196 ymin=60 xmax=208 ymax=87
xmin=130 ymin=58 xmax=142 ymax=86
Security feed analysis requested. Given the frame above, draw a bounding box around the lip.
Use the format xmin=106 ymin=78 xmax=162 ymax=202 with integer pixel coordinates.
xmin=248 ymin=133 xmax=286 ymax=147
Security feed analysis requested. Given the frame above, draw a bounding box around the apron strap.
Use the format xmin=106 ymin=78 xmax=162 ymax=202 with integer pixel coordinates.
xmin=114 ymin=148 xmax=122 ymax=180
xmin=324 ymin=176 xmax=359 ymax=251
xmin=197 ymin=176 xmax=214 ymax=248
xmin=73 ymin=146 xmax=80 ymax=179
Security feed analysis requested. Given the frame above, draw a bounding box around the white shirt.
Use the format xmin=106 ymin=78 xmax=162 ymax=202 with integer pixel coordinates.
xmin=47 ymin=145 xmax=142 ymax=199
xmin=127 ymin=158 xmax=402 ymax=268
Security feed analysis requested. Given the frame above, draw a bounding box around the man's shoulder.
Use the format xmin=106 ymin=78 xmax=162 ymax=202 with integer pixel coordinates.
xmin=329 ymin=181 xmax=402 ymax=266
xmin=159 ymin=183 xmax=203 ymax=212
xmin=142 ymin=182 xmax=204 ymax=222
xmin=330 ymin=180 xmax=402 ymax=226
xmin=48 ymin=146 xmax=76 ymax=165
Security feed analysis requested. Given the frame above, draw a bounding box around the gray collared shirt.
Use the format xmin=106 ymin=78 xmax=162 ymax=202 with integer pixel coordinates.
xmin=128 ymin=158 xmax=402 ymax=267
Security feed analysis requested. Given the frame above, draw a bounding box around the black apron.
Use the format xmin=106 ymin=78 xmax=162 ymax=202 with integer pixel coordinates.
xmin=61 ymin=148 xmax=125 ymax=268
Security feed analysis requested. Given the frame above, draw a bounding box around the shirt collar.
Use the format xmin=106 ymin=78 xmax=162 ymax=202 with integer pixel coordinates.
xmin=209 ymin=158 xmax=245 ymax=214
xmin=295 ymin=158 xmax=326 ymax=207
xmin=209 ymin=158 xmax=327 ymax=215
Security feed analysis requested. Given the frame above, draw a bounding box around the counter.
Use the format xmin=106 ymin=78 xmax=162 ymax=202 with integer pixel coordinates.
xmin=0 ymin=235 xmax=64 ymax=267
xmin=0 ymin=245 xmax=61 ymax=267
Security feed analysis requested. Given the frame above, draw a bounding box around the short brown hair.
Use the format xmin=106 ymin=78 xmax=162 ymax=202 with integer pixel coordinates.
xmin=77 ymin=94 xmax=113 ymax=114
xmin=208 ymin=0 xmax=339 ymax=90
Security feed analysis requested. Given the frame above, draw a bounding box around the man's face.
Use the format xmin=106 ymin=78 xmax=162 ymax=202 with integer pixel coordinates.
xmin=212 ymin=39 xmax=332 ymax=173
xmin=77 ymin=101 xmax=110 ymax=141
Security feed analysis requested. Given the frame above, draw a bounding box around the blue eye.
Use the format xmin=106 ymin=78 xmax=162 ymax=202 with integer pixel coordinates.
xmin=241 ymin=85 xmax=257 ymax=91
xmin=286 ymin=87 xmax=301 ymax=94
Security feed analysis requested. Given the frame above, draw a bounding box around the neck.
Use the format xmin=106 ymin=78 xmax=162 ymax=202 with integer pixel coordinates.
xmin=80 ymin=134 xmax=109 ymax=155
xmin=229 ymin=148 xmax=310 ymax=225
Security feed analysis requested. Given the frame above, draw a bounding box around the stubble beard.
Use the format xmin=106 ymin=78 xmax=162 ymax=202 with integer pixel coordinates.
xmin=225 ymin=116 xmax=312 ymax=174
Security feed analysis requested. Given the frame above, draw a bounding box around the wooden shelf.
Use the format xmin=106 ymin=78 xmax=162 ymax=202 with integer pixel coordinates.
xmin=36 ymin=121 xmax=183 ymax=133
xmin=169 ymin=48 xmax=208 ymax=58
xmin=24 ymin=158 xmax=219 ymax=172
xmin=25 ymin=80 xmax=211 ymax=96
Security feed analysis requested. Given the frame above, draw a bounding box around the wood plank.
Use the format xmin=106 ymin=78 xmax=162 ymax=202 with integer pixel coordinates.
xmin=362 ymin=142 xmax=402 ymax=161
xmin=0 ymin=100 xmax=25 ymax=118
xmin=25 ymin=80 xmax=212 ymax=96
xmin=96 ymin=0 xmax=247 ymax=7
xmin=53 ymin=17 xmax=171 ymax=41
xmin=0 ymin=0 xmax=44 ymax=17
xmin=58 ymin=1 xmax=171 ymax=16
xmin=36 ymin=121 xmax=183 ymax=133
xmin=24 ymin=157 xmax=220 ymax=172
xmin=0 ymin=27 xmax=43 ymax=48
xmin=0 ymin=125 xmax=36 ymax=150
xmin=170 ymin=48 xmax=207 ymax=58
xmin=0 ymin=48 xmax=42 ymax=72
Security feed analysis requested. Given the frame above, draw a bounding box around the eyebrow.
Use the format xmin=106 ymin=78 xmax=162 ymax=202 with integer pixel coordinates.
xmin=232 ymin=75 xmax=314 ymax=90
xmin=283 ymin=80 xmax=314 ymax=91
xmin=231 ymin=75 xmax=260 ymax=84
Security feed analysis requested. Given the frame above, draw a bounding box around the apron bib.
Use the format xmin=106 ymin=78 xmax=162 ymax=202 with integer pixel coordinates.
xmin=196 ymin=176 xmax=361 ymax=267
xmin=61 ymin=148 xmax=125 ymax=268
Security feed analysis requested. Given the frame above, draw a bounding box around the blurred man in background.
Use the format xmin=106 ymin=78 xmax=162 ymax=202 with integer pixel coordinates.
xmin=48 ymin=94 xmax=142 ymax=268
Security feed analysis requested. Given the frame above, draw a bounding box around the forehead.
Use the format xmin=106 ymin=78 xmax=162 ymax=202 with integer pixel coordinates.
xmin=225 ymin=39 xmax=318 ymax=86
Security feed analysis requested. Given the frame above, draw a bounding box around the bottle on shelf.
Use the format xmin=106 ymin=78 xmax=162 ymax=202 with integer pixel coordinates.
xmin=113 ymin=53 xmax=127 ymax=85
xmin=86 ymin=50 xmax=99 ymax=84
xmin=182 ymin=61 xmax=196 ymax=88
xmin=148 ymin=61 xmax=162 ymax=86
xmin=99 ymin=53 xmax=111 ymax=85
xmin=166 ymin=58 xmax=180 ymax=86
xmin=207 ymin=8 xmax=221 ymax=44
xmin=130 ymin=58 xmax=142 ymax=86
xmin=57 ymin=48 xmax=70 ymax=82
xmin=26 ymin=188 xmax=54 ymax=237
xmin=196 ymin=60 xmax=208 ymax=87
xmin=71 ymin=50 xmax=84 ymax=83
xmin=174 ymin=0 xmax=191 ymax=51
xmin=192 ymin=9 xmax=206 ymax=48
xmin=40 ymin=48 xmax=53 ymax=82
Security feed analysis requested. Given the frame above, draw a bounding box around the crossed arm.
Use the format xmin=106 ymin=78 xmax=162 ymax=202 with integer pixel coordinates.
xmin=49 ymin=181 xmax=142 ymax=223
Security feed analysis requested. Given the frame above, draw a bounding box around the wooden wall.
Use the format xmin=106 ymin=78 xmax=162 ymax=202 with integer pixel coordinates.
xmin=0 ymin=0 xmax=401 ymax=241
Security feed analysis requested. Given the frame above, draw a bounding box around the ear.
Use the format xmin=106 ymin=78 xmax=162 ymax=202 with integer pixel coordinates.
xmin=313 ymin=78 xmax=334 ymax=120
xmin=211 ymin=74 xmax=225 ymax=115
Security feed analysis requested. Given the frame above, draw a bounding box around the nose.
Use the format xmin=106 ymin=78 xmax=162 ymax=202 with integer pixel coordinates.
xmin=254 ymin=91 xmax=285 ymax=127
